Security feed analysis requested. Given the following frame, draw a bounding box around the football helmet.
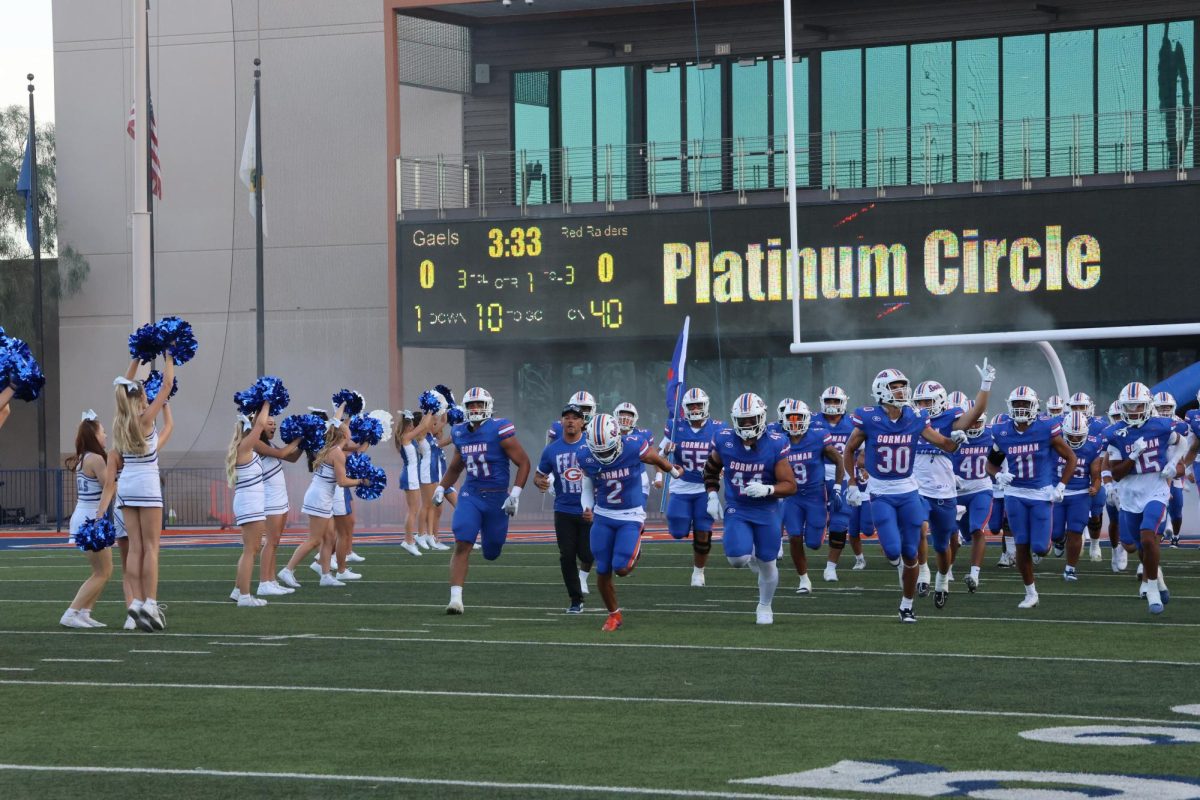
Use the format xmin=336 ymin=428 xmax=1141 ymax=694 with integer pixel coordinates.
xmin=1062 ymin=410 xmax=1090 ymax=448
xmin=913 ymin=381 xmax=948 ymax=417
xmin=1118 ymin=382 xmax=1153 ymax=427
xmin=967 ymin=407 xmax=986 ymax=437
xmin=682 ymin=388 xmax=710 ymax=423
xmin=820 ymin=385 xmax=849 ymax=415
xmin=614 ymin=401 xmax=639 ymax=434
xmin=947 ymin=391 xmax=970 ymax=412
xmin=1067 ymin=392 xmax=1094 ymax=418
xmin=871 ymin=369 xmax=910 ymax=408
xmin=568 ymin=391 xmax=596 ymax=422
xmin=1046 ymin=395 xmax=1065 ymax=416
xmin=1007 ymin=386 xmax=1040 ymax=424
xmin=585 ymin=413 xmax=624 ymax=465
xmin=777 ymin=398 xmax=795 ymax=424
xmin=462 ymin=387 xmax=493 ymax=424
xmin=731 ymin=393 xmax=767 ymax=441
xmin=1152 ymin=391 xmax=1176 ymax=419
xmin=1107 ymin=400 xmax=1122 ymax=424
xmin=781 ymin=399 xmax=812 ymax=437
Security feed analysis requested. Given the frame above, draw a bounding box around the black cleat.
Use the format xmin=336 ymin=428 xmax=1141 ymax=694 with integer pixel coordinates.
xmin=964 ymin=574 xmax=978 ymax=593
xmin=1052 ymin=541 xmax=1065 ymax=558
xmin=917 ymin=581 xmax=930 ymax=598
xmin=933 ymin=590 xmax=947 ymax=609
xmin=898 ymin=607 xmax=917 ymax=624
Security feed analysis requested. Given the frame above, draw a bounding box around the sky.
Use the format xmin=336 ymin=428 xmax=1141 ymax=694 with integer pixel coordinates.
xmin=0 ymin=0 xmax=55 ymax=121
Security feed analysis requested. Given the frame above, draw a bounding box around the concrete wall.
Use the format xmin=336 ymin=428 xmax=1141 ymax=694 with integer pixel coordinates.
xmin=52 ymin=0 xmax=388 ymax=466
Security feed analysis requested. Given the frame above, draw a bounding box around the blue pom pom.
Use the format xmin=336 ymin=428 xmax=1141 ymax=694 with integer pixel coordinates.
xmin=76 ymin=517 xmax=116 ymax=552
xmin=435 ymin=384 xmax=456 ymax=406
xmin=447 ymin=405 xmax=465 ymax=425
xmin=331 ymin=389 xmax=364 ymax=416
xmin=280 ymin=413 xmax=326 ymax=453
xmin=345 ymin=453 xmax=386 ymax=500
xmin=0 ymin=336 xmax=45 ymax=402
xmin=348 ymin=415 xmax=383 ymax=446
xmin=128 ymin=323 xmax=166 ymax=363
xmin=418 ymin=390 xmax=443 ymax=414
xmin=156 ymin=316 xmax=198 ymax=365
xmin=143 ymin=370 xmax=178 ymax=403
xmin=235 ymin=375 xmax=289 ymax=416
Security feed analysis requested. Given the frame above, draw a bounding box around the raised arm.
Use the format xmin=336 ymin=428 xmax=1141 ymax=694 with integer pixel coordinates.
xmin=157 ymin=404 xmax=175 ymax=449
xmin=921 ymin=424 xmax=961 ymax=454
xmin=142 ymin=356 xmax=175 ymax=422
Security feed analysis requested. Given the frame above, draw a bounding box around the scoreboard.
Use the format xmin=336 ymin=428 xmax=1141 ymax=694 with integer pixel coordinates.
xmin=397 ymin=183 xmax=1200 ymax=346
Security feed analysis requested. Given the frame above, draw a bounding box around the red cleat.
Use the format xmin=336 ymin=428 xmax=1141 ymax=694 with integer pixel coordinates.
xmin=601 ymin=610 xmax=623 ymax=632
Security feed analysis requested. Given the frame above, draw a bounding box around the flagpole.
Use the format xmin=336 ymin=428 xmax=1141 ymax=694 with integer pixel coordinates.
xmin=27 ymin=74 xmax=47 ymax=523
xmin=146 ymin=0 xmax=156 ymax=321
xmin=131 ymin=0 xmax=152 ymax=329
xmin=254 ymin=57 xmax=265 ymax=375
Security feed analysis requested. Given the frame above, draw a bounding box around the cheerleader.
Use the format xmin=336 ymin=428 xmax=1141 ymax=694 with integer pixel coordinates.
xmin=99 ymin=357 xmax=176 ymax=632
xmin=396 ymin=411 xmax=433 ymax=557
xmin=330 ymin=430 xmax=370 ymax=581
xmin=227 ymin=401 xmax=272 ymax=607
xmin=0 ymin=385 xmax=12 ymax=429
xmin=419 ymin=411 xmax=453 ymax=550
xmin=254 ymin=416 xmax=301 ymax=596
xmin=278 ymin=413 xmax=369 ymax=588
xmin=60 ymin=411 xmax=113 ymax=628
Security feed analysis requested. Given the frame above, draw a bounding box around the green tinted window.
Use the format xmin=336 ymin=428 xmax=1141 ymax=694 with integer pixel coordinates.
xmin=1049 ymin=30 xmax=1095 ymax=176
xmin=865 ymin=45 xmax=907 ymax=186
xmin=594 ymin=67 xmax=630 ymax=201
xmin=732 ymin=58 xmax=769 ymax=190
xmin=771 ymin=56 xmax=809 ymax=188
xmin=822 ymin=49 xmax=863 ymax=187
xmin=910 ymin=41 xmax=953 ymax=185
xmin=1097 ymin=26 xmax=1144 ymax=173
xmin=560 ymin=68 xmax=594 ymax=202
xmin=687 ymin=63 xmax=724 ymax=192
xmin=956 ymin=38 xmax=999 ymax=182
xmin=513 ymin=70 xmax=552 ymax=205
xmin=1002 ymin=34 xmax=1046 ymax=179
xmin=1147 ymin=21 xmax=1194 ymax=169
xmin=645 ymin=65 xmax=683 ymax=194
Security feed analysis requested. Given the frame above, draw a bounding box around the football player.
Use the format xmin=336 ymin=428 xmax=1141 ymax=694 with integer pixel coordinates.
xmin=1052 ymin=411 xmax=1104 ymax=581
xmin=812 ymin=386 xmax=858 ymax=580
xmin=779 ymin=399 xmax=846 ymax=594
xmin=615 ymin=401 xmax=656 ymax=498
xmin=435 ymin=387 xmax=531 ymax=615
xmin=660 ymin=388 xmax=726 ymax=587
xmin=702 ymin=393 xmax=796 ymax=624
xmin=534 ymin=403 xmax=594 ymax=613
xmin=1045 ymin=394 xmax=1065 ymax=419
xmin=1152 ymin=391 xmax=1186 ymax=545
xmin=951 ymin=399 xmax=993 ymax=593
xmin=1066 ymin=392 xmax=1107 ymax=561
xmin=1103 ymin=400 xmax=1127 ymax=572
xmin=986 ymin=386 xmax=1076 ymax=609
xmin=580 ymin=414 xmax=680 ymax=632
xmin=769 ymin=398 xmax=794 ymax=437
xmin=841 ymin=369 xmax=963 ymax=623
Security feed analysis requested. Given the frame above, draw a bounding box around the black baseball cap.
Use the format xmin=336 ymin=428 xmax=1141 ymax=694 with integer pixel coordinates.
xmin=561 ymin=403 xmax=584 ymax=418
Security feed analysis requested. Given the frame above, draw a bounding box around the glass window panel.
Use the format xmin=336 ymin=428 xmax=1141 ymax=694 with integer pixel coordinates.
xmin=594 ymin=66 xmax=630 ymax=201
xmin=910 ymin=41 xmax=953 ymax=185
xmin=646 ymin=65 xmax=683 ymax=194
xmin=1098 ymin=347 xmax=1149 ymax=403
xmin=1160 ymin=348 xmax=1198 ymax=386
xmin=1049 ymin=29 xmax=1095 ymax=176
xmin=1097 ymin=26 xmax=1144 ymax=173
xmin=769 ymin=357 xmax=815 ymax=409
xmin=771 ymin=56 xmax=809 ymax=188
xmin=1148 ymin=21 xmax=1194 ymax=170
xmin=865 ymin=45 xmax=907 ymax=187
xmin=956 ymin=38 xmax=1000 ymax=182
xmin=513 ymin=70 xmax=551 ymax=205
xmin=686 ymin=63 xmax=723 ymax=192
xmin=732 ymin=58 xmax=769 ymax=190
xmin=1002 ymin=34 xmax=1047 ymax=179
xmin=560 ymin=68 xmax=594 ymax=203
xmin=822 ymin=49 xmax=863 ymax=188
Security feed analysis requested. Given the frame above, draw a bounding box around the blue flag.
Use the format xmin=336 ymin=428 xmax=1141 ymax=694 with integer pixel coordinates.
xmin=16 ymin=130 xmax=38 ymax=253
xmin=665 ymin=316 xmax=690 ymax=430
xmin=1151 ymin=361 xmax=1200 ymax=408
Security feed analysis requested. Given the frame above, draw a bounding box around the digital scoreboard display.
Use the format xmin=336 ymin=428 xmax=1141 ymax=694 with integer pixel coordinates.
xmin=397 ymin=183 xmax=1199 ymax=346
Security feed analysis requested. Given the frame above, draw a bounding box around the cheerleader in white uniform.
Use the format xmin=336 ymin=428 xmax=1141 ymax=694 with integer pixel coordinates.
xmin=396 ymin=411 xmax=432 ymax=556
xmin=227 ymin=401 xmax=272 ymax=607
xmin=254 ymin=417 xmax=301 ymax=597
xmin=104 ymin=357 xmax=176 ymax=632
xmin=330 ymin=432 xmax=370 ymax=582
xmin=278 ymin=415 xmax=368 ymax=588
xmin=60 ymin=411 xmax=114 ymax=628
xmin=419 ymin=413 xmax=453 ymax=550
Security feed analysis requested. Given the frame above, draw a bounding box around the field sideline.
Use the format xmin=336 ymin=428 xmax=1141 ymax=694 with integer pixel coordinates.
xmin=0 ymin=539 xmax=1197 ymax=799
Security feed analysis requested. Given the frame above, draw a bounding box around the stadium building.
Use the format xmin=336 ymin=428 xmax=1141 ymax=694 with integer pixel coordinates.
xmin=51 ymin=0 xmax=1199 ymax=466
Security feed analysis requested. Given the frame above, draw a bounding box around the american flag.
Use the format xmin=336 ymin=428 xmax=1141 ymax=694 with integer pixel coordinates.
xmin=126 ymin=99 xmax=162 ymax=199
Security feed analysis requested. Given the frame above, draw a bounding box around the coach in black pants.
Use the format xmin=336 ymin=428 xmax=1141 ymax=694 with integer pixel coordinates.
xmin=535 ymin=404 xmax=594 ymax=613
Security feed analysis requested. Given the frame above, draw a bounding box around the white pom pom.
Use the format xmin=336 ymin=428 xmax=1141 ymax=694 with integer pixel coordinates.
xmin=368 ymin=409 xmax=395 ymax=443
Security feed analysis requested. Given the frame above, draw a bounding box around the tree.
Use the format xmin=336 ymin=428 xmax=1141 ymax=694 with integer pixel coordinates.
xmin=0 ymin=103 xmax=89 ymax=340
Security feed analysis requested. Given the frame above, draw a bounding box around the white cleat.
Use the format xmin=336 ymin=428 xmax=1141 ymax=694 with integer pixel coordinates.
xmin=1116 ymin=548 xmax=1128 ymax=571
xmin=229 ymin=588 xmax=241 ymax=602
xmin=472 ymin=542 xmax=482 ymax=550
xmin=335 ymin=569 xmax=362 ymax=581
xmin=80 ymin=612 xmax=106 ymax=628
xmin=308 ymin=560 xmax=323 ymax=576
xmin=59 ymin=609 xmax=92 ymax=629
xmin=256 ymin=582 xmax=290 ymax=597
xmin=997 ymin=551 xmax=1013 ymax=568
xmin=852 ymin=556 xmax=867 ymax=570
xmin=797 ymin=574 xmax=813 ymax=594
xmin=416 ymin=535 xmax=432 ymax=551
xmin=822 ymin=563 xmax=838 ymax=582
xmin=755 ymin=603 xmax=774 ymax=625
xmin=690 ymin=568 xmax=706 ymax=587
xmin=122 ymin=616 xmax=136 ymax=631
xmin=318 ymin=573 xmax=346 ymax=587
xmin=401 ymin=541 xmax=423 ymax=557
xmin=345 ymin=551 xmax=366 ymax=563
xmin=446 ymin=598 xmax=465 ymax=615
xmin=1018 ymin=593 xmax=1039 ymax=609
xmin=1089 ymin=540 xmax=1103 ymax=561
xmin=236 ymin=594 xmax=267 ymax=607
xmin=430 ymin=538 xmax=451 ymax=551
xmin=277 ymin=568 xmax=301 ymax=589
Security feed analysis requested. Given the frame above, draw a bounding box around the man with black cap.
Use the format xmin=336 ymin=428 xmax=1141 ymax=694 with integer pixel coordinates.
xmin=535 ymin=403 xmax=594 ymax=612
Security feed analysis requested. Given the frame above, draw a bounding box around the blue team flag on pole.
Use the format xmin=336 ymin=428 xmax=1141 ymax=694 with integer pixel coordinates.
xmin=665 ymin=316 xmax=690 ymax=429
xmin=16 ymin=130 xmax=38 ymax=253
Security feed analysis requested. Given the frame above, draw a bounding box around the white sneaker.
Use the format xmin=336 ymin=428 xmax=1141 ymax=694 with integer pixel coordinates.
xmin=256 ymin=582 xmax=289 ymax=597
xmin=1116 ymin=548 xmax=1128 ymax=571
xmin=417 ymin=535 xmax=432 ymax=551
xmin=237 ymin=594 xmax=267 ymax=607
xmin=446 ymin=598 xmax=465 ymax=615
xmin=852 ymin=556 xmax=867 ymax=570
xmin=123 ymin=616 xmax=136 ymax=631
xmin=431 ymin=538 xmax=451 ymax=551
xmin=997 ymin=551 xmax=1013 ymax=567
xmin=690 ymin=568 xmax=706 ymax=587
xmin=1089 ymin=540 xmax=1103 ymax=561
xmin=59 ymin=609 xmax=92 ymax=629
xmin=308 ymin=560 xmax=323 ymax=576
xmin=401 ymin=541 xmax=423 ymax=557
xmin=1018 ymin=592 xmax=1039 ymax=609
xmin=79 ymin=611 xmax=106 ymax=628
xmin=331 ymin=556 xmax=340 ymax=571
xmin=141 ymin=600 xmax=166 ymax=631
xmin=822 ymin=563 xmax=838 ymax=582
xmin=229 ymin=587 xmax=241 ymax=601
xmin=345 ymin=551 xmax=366 ymax=563
xmin=319 ymin=573 xmax=346 ymax=587
xmin=755 ymin=603 xmax=774 ymax=625
xmin=335 ymin=569 xmax=362 ymax=581
xmin=277 ymin=568 xmax=301 ymax=589
xmin=797 ymin=574 xmax=813 ymax=594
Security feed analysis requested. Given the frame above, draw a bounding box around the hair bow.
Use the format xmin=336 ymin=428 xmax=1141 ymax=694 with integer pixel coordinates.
xmin=113 ymin=376 xmax=140 ymax=394
xmin=401 ymin=409 xmax=415 ymax=421
xmin=81 ymin=409 xmax=98 ymax=422
xmin=237 ymin=413 xmax=253 ymax=432
xmin=326 ymin=418 xmax=343 ymax=431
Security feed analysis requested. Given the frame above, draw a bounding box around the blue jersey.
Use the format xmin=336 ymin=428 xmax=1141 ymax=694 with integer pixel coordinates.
xmin=990 ymin=415 xmax=1063 ymax=490
xmin=915 ymin=407 xmax=964 ymax=456
xmin=1106 ymin=417 xmax=1178 ymax=475
xmin=953 ymin=428 xmax=994 ymax=486
xmin=626 ymin=427 xmax=654 ymax=448
xmin=785 ymin=428 xmax=832 ymax=493
xmin=812 ymin=414 xmax=854 ymax=480
xmin=766 ymin=421 xmax=786 ymax=438
xmin=580 ymin=437 xmax=649 ymax=514
xmin=662 ymin=418 xmax=725 ymax=484
xmin=714 ymin=428 xmax=790 ymax=522
xmin=1185 ymin=410 xmax=1200 ymax=443
xmin=850 ymin=405 xmax=929 ymax=482
xmin=537 ymin=436 xmax=587 ymax=515
xmin=1058 ymin=435 xmax=1102 ymax=492
xmin=1088 ymin=416 xmax=1109 ymax=439
xmin=546 ymin=419 xmax=564 ymax=443
xmin=451 ymin=417 xmax=516 ymax=492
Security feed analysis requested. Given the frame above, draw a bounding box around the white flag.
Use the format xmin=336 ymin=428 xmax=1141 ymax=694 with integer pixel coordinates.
xmin=238 ymin=96 xmax=266 ymax=236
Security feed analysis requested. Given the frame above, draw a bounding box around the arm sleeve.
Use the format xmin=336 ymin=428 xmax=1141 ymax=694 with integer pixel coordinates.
xmin=581 ymin=476 xmax=594 ymax=509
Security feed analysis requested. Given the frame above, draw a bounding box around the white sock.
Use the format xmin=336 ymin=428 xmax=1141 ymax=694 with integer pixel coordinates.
xmin=1025 ymin=583 xmax=1037 ymax=598
xmin=825 ymin=560 xmax=837 ymax=571
xmin=969 ymin=565 xmax=980 ymax=580
xmin=1145 ymin=582 xmax=1162 ymax=605
xmin=579 ymin=569 xmax=589 ymax=586
xmin=692 ymin=566 xmax=704 ymax=575
xmin=756 ymin=558 xmax=779 ymax=606
xmin=449 ymin=585 xmax=463 ymax=603
xmin=934 ymin=572 xmax=946 ymax=592
xmin=899 ymin=596 xmax=913 ymax=611
xmin=1157 ymin=569 xmax=1168 ymax=590
xmin=855 ymin=554 xmax=865 ymax=563
xmin=918 ymin=563 xmax=931 ymax=581
xmin=131 ymin=599 xmax=144 ymax=612
xmin=1006 ymin=539 xmax=1017 ymax=556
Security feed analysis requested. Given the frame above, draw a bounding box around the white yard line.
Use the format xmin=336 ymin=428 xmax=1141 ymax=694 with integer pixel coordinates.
xmin=40 ymin=658 xmax=122 ymax=663
xmin=129 ymin=650 xmax=210 ymax=655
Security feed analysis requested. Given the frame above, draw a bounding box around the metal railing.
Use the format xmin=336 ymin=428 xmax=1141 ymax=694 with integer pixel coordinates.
xmin=397 ymin=107 xmax=1196 ymax=216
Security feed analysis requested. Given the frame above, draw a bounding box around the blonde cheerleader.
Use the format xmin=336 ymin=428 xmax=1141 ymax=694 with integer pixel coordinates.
xmin=254 ymin=416 xmax=301 ymax=597
xmin=60 ymin=411 xmax=113 ymax=628
xmin=227 ymin=401 xmax=272 ymax=607
xmin=396 ymin=411 xmax=433 ymax=557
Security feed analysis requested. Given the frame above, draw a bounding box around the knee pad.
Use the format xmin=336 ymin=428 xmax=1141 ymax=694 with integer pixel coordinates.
xmin=1087 ymin=516 xmax=1102 ymax=535
xmin=828 ymin=529 xmax=847 ymax=548
xmin=727 ymin=554 xmax=753 ymax=569
xmin=888 ymin=557 xmax=901 ymax=567
xmin=693 ymin=532 xmax=712 ymax=555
